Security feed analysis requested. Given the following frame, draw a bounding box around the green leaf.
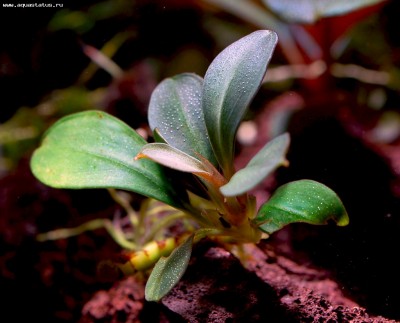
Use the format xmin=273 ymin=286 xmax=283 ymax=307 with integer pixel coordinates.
xmin=220 ymin=133 xmax=290 ymax=197
xmin=255 ymin=179 xmax=349 ymax=234
xmin=136 ymin=143 xmax=211 ymax=176
xmin=263 ymin=0 xmax=385 ymax=24
xmin=203 ymin=30 xmax=278 ymax=177
xmin=148 ymin=73 xmax=217 ymax=165
xmin=145 ymin=234 xmax=194 ymax=302
xmin=152 ymin=128 xmax=169 ymax=144
xmin=30 ymin=110 xmax=183 ymax=208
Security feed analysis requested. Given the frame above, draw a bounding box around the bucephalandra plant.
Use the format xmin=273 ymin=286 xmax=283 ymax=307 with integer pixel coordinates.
xmin=30 ymin=30 xmax=349 ymax=302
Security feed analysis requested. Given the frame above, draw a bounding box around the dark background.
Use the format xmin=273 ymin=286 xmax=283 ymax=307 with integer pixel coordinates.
xmin=2 ymin=0 xmax=400 ymax=321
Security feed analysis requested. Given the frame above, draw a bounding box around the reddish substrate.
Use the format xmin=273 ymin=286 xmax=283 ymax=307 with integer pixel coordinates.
xmin=80 ymin=241 xmax=397 ymax=322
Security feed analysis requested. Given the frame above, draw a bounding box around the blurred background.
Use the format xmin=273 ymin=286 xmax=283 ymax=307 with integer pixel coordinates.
xmin=2 ymin=0 xmax=400 ymax=321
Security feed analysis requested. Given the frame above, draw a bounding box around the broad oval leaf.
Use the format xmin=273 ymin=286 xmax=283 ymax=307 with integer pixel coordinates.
xmin=220 ymin=133 xmax=290 ymax=197
xmin=263 ymin=0 xmax=385 ymax=24
xmin=30 ymin=110 xmax=183 ymax=208
xmin=255 ymin=179 xmax=349 ymax=234
xmin=148 ymin=73 xmax=217 ymax=165
xmin=203 ymin=30 xmax=278 ymax=177
xmin=145 ymin=234 xmax=194 ymax=302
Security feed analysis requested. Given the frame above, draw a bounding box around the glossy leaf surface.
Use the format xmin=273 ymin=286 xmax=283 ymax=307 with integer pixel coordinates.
xmin=255 ymin=180 xmax=349 ymax=234
xmin=263 ymin=0 xmax=384 ymax=24
xmin=145 ymin=234 xmax=194 ymax=302
xmin=148 ymin=73 xmax=216 ymax=165
xmin=30 ymin=110 xmax=182 ymax=208
xmin=203 ymin=30 xmax=278 ymax=176
xmin=220 ymin=133 xmax=290 ymax=196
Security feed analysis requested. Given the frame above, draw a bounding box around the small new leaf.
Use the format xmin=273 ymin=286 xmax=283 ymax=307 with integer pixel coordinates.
xmin=145 ymin=234 xmax=194 ymax=302
xmin=220 ymin=133 xmax=290 ymax=196
xmin=135 ymin=143 xmax=211 ymax=176
xmin=135 ymin=143 xmax=226 ymax=187
xmin=255 ymin=179 xmax=349 ymax=234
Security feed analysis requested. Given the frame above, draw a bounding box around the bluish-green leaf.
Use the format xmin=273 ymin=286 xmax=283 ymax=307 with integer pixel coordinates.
xmin=255 ymin=179 xmax=349 ymax=234
xmin=203 ymin=30 xmax=278 ymax=177
xmin=220 ymin=133 xmax=290 ymax=196
xmin=30 ymin=110 xmax=183 ymax=208
xmin=148 ymin=73 xmax=217 ymax=165
xmin=145 ymin=234 xmax=194 ymax=302
xmin=263 ymin=0 xmax=385 ymax=24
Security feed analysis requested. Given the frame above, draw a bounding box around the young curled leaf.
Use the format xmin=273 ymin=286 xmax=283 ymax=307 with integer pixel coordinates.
xmin=254 ymin=179 xmax=349 ymax=234
xmin=135 ymin=143 xmax=226 ymax=187
xmin=145 ymin=234 xmax=194 ymax=302
xmin=135 ymin=143 xmax=211 ymax=175
xmin=220 ymin=133 xmax=290 ymax=197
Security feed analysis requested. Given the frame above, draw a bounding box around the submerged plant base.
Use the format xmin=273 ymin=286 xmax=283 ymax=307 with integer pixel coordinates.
xmin=1 ymin=158 xmax=397 ymax=322
xmin=81 ymin=241 xmax=396 ymax=323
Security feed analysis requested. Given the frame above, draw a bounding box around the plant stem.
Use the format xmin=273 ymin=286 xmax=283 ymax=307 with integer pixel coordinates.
xmin=36 ymin=218 xmax=136 ymax=250
xmin=144 ymin=211 xmax=189 ymax=243
xmin=108 ymin=188 xmax=139 ymax=226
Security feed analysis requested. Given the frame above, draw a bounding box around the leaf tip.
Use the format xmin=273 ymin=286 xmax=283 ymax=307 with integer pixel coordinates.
xmin=336 ymin=211 xmax=350 ymax=227
xmin=134 ymin=152 xmax=146 ymax=161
